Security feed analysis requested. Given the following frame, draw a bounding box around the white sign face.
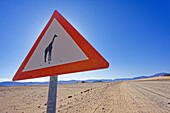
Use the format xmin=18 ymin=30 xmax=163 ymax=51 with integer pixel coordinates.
xmin=23 ymin=18 xmax=88 ymax=72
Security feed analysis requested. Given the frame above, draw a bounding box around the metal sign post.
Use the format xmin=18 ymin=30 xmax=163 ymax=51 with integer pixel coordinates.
xmin=47 ymin=75 xmax=58 ymax=113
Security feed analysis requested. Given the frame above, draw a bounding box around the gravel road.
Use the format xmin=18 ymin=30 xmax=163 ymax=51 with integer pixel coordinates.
xmin=0 ymin=79 xmax=169 ymax=113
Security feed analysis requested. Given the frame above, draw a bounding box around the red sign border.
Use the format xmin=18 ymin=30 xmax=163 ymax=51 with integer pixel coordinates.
xmin=13 ymin=10 xmax=109 ymax=81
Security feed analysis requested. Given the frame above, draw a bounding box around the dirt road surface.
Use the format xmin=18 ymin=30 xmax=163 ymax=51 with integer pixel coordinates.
xmin=0 ymin=77 xmax=170 ymax=113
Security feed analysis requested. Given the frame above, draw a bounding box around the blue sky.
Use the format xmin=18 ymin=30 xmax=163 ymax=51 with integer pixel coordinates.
xmin=0 ymin=0 xmax=170 ymax=82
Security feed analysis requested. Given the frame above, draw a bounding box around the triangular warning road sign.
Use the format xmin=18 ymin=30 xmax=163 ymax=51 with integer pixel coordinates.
xmin=13 ymin=10 xmax=109 ymax=81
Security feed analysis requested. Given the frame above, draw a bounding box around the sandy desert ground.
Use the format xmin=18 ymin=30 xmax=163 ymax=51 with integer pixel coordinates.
xmin=0 ymin=76 xmax=170 ymax=113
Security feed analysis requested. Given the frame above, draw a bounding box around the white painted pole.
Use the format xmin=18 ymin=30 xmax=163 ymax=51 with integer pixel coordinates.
xmin=46 ymin=75 xmax=58 ymax=113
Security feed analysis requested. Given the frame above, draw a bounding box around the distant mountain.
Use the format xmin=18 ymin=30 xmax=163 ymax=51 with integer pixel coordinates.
xmin=85 ymin=79 xmax=113 ymax=83
xmin=0 ymin=81 xmax=49 ymax=87
xmin=93 ymin=80 xmax=103 ymax=83
xmin=0 ymin=73 xmax=169 ymax=87
xmin=132 ymin=72 xmax=169 ymax=80
xmin=58 ymin=80 xmax=81 ymax=84
xmin=164 ymin=74 xmax=170 ymax=76
xmin=113 ymin=73 xmax=169 ymax=81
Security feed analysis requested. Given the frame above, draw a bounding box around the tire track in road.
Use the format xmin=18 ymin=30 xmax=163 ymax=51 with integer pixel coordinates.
xmin=57 ymin=82 xmax=116 ymax=113
xmin=129 ymin=82 xmax=170 ymax=100
xmin=128 ymin=81 xmax=170 ymax=112
xmin=123 ymin=82 xmax=168 ymax=113
xmin=92 ymin=83 xmax=113 ymax=113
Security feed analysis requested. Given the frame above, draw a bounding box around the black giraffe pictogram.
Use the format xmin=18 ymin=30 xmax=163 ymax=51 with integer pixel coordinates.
xmin=44 ymin=34 xmax=57 ymax=63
